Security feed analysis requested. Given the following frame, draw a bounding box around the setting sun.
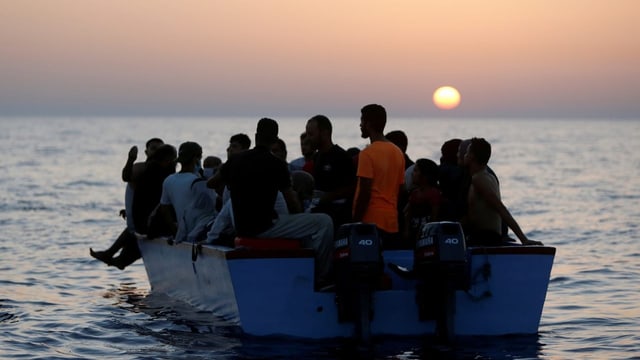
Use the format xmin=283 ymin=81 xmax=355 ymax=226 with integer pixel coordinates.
xmin=433 ymin=86 xmax=461 ymax=110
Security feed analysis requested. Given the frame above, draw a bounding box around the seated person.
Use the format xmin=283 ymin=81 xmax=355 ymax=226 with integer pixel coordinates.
xmin=93 ymin=144 xmax=177 ymax=270
xmin=304 ymin=115 xmax=356 ymax=229
xmin=90 ymin=138 xmax=164 ymax=267
xmin=157 ymin=141 xmax=205 ymax=241
xmin=289 ymin=132 xmax=315 ymax=173
xmin=404 ymin=158 xmax=443 ymax=244
xmin=291 ymin=170 xmax=315 ymax=212
xmin=463 ymin=137 xmax=542 ymax=246
xmin=211 ymin=118 xmax=334 ymax=288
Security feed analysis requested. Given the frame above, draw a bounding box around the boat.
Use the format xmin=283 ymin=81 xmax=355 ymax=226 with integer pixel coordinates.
xmin=137 ymin=222 xmax=555 ymax=341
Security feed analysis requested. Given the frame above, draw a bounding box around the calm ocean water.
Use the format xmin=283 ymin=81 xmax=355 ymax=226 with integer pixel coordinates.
xmin=1 ymin=116 xmax=638 ymax=359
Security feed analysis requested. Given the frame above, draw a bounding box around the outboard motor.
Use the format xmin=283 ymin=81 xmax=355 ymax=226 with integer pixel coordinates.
xmin=333 ymin=223 xmax=383 ymax=345
xmin=414 ymin=221 xmax=469 ymax=342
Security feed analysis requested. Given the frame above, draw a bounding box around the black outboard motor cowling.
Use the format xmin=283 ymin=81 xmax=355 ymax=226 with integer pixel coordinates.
xmin=333 ymin=223 xmax=383 ymax=344
xmin=414 ymin=221 xmax=469 ymax=342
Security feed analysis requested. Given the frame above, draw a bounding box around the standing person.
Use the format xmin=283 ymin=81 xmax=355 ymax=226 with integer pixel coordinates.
xmin=438 ymin=138 xmax=464 ymax=221
xmin=220 ymin=118 xmax=334 ymax=288
xmin=90 ymin=138 xmax=164 ymax=266
xmin=464 ymin=137 xmax=542 ymax=246
xmin=305 ymin=114 xmax=356 ymax=230
xmin=352 ymin=104 xmax=406 ymax=249
xmin=385 ymin=130 xmax=413 ymax=237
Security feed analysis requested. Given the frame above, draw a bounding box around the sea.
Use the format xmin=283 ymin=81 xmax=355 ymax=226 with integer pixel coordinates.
xmin=1 ymin=116 xmax=638 ymax=359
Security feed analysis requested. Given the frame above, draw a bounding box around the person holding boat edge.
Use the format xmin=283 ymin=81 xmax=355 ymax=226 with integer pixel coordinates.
xmin=464 ymin=137 xmax=542 ymax=246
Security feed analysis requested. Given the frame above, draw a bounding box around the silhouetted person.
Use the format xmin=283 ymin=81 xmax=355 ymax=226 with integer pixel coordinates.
xmin=214 ymin=118 xmax=334 ymax=288
xmin=464 ymin=138 xmax=542 ymax=246
xmin=305 ymin=114 xmax=356 ymax=230
xmin=352 ymin=104 xmax=406 ymax=249
xmin=90 ymin=138 xmax=164 ymax=268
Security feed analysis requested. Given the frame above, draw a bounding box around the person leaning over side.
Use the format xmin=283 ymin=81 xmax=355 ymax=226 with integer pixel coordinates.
xmin=464 ymin=137 xmax=542 ymax=246
xmin=352 ymin=104 xmax=406 ymax=249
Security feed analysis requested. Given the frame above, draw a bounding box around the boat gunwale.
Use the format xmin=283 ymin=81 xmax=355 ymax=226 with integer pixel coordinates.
xmin=140 ymin=237 xmax=555 ymax=260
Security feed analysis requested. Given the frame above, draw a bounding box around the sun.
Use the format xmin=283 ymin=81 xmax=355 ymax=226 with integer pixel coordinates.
xmin=433 ymin=86 xmax=461 ymax=110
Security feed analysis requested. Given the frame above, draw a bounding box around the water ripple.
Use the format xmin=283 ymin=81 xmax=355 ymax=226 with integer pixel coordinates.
xmin=1 ymin=117 xmax=639 ymax=359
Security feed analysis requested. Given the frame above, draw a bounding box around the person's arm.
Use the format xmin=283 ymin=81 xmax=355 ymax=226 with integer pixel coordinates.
xmin=282 ymin=187 xmax=303 ymax=214
xmin=352 ymin=177 xmax=372 ymax=222
xmin=403 ymin=201 xmax=411 ymax=240
xmin=206 ymin=169 xmax=223 ymax=189
xmin=157 ymin=204 xmax=178 ymax=235
xmin=472 ymin=175 xmax=542 ymax=245
xmin=321 ymin=182 xmax=355 ymax=204
xmin=122 ymin=146 xmax=138 ymax=182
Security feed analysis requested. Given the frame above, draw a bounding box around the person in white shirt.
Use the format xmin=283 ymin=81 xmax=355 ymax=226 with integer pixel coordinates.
xmin=158 ymin=141 xmax=217 ymax=243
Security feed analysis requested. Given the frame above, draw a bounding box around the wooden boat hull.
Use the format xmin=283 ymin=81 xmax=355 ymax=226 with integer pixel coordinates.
xmin=138 ymin=238 xmax=555 ymax=338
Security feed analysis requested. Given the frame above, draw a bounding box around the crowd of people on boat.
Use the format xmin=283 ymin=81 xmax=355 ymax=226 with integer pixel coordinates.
xmin=90 ymin=103 xmax=542 ymax=287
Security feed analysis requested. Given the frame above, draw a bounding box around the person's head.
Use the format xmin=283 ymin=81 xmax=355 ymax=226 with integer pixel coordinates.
xmin=457 ymin=139 xmax=472 ymax=166
xmin=465 ymin=137 xmax=491 ymax=166
xmin=270 ymin=137 xmax=287 ymax=161
xmin=346 ymin=147 xmax=360 ymax=158
xmin=441 ymin=138 xmax=462 ymax=165
xmin=145 ymin=138 xmax=164 ymax=158
xmin=305 ymin=115 xmax=333 ymax=150
xmin=413 ymin=158 xmax=439 ymax=187
xmin=299 ymin=132 xmax=315 ymax=158
xmin=203 ymin=156 xmax=222 ymax=168
xmin=255 ymin=118 xmax=279 ymax=147
xmin=202 ymin=156 xmax=222 ymax=178
xmin=227 ymin=133 xmax=251 ymax=159
xmin=177 ymin=141 xmax=203 ymax=173
xmin=151 ymin=144 xmax=178 ymax=170
xmin=360 ymin=104 xmax=386 ymax=139
xmin=385 ymin=130 xmax=408 ymax=153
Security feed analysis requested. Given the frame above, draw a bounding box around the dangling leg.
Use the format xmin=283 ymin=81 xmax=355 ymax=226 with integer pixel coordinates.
xmin=110 ymin=237 xmax=141 ymax=270
xmin=90 ymin=228 xmax=135 ymax=265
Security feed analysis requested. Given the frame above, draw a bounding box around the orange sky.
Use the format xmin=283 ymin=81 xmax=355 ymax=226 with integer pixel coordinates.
xmin=1 ymin=0 xmax=638 ymax=117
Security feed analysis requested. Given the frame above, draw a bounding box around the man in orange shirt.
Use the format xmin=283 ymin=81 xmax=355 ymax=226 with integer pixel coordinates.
xmin=352 ymin=104 xmax=407 ymax=249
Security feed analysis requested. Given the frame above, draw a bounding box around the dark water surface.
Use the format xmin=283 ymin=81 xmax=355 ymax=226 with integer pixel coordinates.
xmin=1 ymin=117 xmax=638 ymax=359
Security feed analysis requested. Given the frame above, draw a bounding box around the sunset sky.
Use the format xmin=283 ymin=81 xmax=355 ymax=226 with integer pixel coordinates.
xmin=1 ymin=0 xmax=638 ymax=118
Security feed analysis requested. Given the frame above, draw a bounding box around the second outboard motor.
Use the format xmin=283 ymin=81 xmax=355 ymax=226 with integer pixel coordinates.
xmin=414 ymin=221 xmax=469 ymax=342
xmin=333 ymin=222 xmax=383 ymax=345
